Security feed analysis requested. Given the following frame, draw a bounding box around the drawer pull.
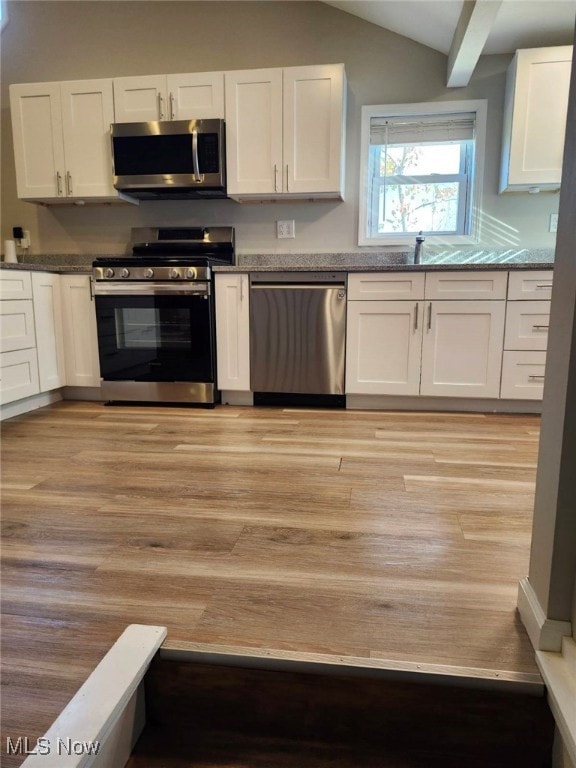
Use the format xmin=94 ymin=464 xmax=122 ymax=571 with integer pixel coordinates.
xmin=532 ymin=324 xmax=549 ymax=331
xmin=528 ymin=374 xmax=545 ymax=380
xmin=536 ymin=284 xmax=553 ymax=289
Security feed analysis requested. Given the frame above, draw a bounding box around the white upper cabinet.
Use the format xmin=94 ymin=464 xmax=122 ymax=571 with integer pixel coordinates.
xmin=500 ymin=46 xmax=573 ymax=192
xmin=113 ymin=72 xmax=225 ymax=122
xmin=225 ymin=64 xmax=346 ymax=200
xmin=10 ymin=79 xmax=117 ymax=202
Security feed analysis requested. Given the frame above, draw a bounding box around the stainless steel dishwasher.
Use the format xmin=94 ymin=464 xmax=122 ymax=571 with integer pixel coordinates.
xmin=250 ymin=272 xmax=347 ymax=405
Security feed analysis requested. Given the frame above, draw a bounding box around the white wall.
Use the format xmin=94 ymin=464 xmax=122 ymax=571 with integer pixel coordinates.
xmin=0 ymin=0 xmax=562 ymax=256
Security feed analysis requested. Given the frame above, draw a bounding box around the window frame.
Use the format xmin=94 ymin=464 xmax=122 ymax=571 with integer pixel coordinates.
xmin=358 ymin=100 xmax=487 ymax=247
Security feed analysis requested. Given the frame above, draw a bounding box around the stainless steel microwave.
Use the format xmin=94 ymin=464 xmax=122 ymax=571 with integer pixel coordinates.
xmin=110 ymin=119 xmax=226 ymax=200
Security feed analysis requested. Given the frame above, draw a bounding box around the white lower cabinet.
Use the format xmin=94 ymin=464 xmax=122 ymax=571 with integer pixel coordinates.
xmin=60 ymin=275 xmax=101 ymax=387
xmin=420 ymin=301 xmax=506 ymax=398
xmin=345 ymin=301 xmax=423 ymax=395
xmin=346 ymin=272 xmax=508 ymax=401
xmin=32 ymin=272 xmax=66 ymax=391
xmin=214 ymin=273 xmax=250 ymax=391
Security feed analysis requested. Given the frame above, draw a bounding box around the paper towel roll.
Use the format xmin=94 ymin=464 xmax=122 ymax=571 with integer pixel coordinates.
xmin=4 ymin=240 xmax=17 ymax=263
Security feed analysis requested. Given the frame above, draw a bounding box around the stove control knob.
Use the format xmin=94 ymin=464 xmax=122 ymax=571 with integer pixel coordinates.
xmin=170 ymin=268 xmax=180 ymax=279
xmin=185 ymin=268 xmax=196 ymax=279
xmin=105 ymin=268 xmax=115 ymax=278
xmin=121 ymin=268 xmax=130 ymax=278
xmin=144 ymin=268 xmax=154 ymax=279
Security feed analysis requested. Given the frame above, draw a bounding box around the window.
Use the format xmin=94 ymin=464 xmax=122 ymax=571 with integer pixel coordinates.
xmin=359 ymin=101 xmax=487 ymax=246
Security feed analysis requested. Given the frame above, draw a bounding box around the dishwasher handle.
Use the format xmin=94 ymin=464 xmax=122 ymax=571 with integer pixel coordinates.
xmin=251 ymin=283 xmax=346 ymax=291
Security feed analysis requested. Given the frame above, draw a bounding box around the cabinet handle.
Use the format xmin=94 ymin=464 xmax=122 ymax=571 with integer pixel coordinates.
xmin=532 ymin=324 xmax=549 ymax=331
xmin=286 ymin=164 xmax=290 ymax=192
xmin=414 ymin=303 xmax=419 ymax=331
xmin=274 ymin=164 xmax=278 ymax=193
xmin=536 ymin=284 xmax=553 ymax=289
xmin=427 ymin=302 xmax=432 ymax=331
xmin=169 ymin=92 xmax=175 ymax=120
xmin=89 ymin=277 xmax=94 ymax=301
xmin=66 ymin=171 xmax=73 ymax=196
xmin=528 ymin=374 xmax=545 ymax=380
xmin=56 ymin=171 xmax=63 ymax=196
xmin=240 ymin=276 xmax=244 ymax=303
xmin=158 ymin=93 xmax=165 ymax=120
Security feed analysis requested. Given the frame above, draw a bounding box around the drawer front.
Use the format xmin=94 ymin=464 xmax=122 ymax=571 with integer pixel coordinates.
xmin=424 ymin=271 xmax=507 ymax=300
xmin=0 ymin=270 xmax=32 ymax=300
xmin=0 ymin=300 xmax=36 ymax=352
xmin=0 ymin=348 xmax=40 ymax=404
xmin=500 ymin=350 xmax=546 ymax=400
xmin=504 ymin=301 xmax=551 ymax=351
xmin=348 ymin=272 xmax=425 ymax=301
xmin=507 ymin=270 xmax=553 ymax=300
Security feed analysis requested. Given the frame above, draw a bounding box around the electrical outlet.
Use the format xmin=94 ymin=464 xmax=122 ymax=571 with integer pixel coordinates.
xmin=549 ymin=214 xmax=559 ymax=233
xmin=21 ymin=230 xmax=31 ymax=249
xmin=277 ymin=220 xmax=295 ymax=239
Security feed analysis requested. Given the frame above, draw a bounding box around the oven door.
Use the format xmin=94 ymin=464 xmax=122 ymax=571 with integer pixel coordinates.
xmin=94 ymin=283 xmax=215 ymax=383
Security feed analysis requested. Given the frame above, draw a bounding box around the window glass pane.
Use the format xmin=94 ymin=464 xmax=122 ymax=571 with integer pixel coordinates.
xmin=377 ymin=182 xmax=461 ymax=234
xmin=379 ymin=143 xmax=463 ymax=176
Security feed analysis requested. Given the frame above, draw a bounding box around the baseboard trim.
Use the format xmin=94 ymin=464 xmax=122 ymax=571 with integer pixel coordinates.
xmin=0 ymin=390 xmax=63 ymax=420
xmin=538 ymin=637 xmax=576 ymax=768
xmin=160 ymin=639 xmax=544 ymax=695
xmin=346 ymin=394 xmax=543 ymax=414
xmin=220 ymin=390 xmax=254 ymax=406
xmin=20 ymin=624 xmax=166 ymax=768
xmin=517 ymin=577 xmax=572 ymax=652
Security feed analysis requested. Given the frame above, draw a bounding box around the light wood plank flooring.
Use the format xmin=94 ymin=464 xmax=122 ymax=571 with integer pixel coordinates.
xmin=1 ymin=401 xmax=541 ymax=765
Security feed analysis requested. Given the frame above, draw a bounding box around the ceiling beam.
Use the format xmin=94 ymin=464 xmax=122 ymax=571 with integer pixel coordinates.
xmin=447 ymin=0 xmax=503 ymax=87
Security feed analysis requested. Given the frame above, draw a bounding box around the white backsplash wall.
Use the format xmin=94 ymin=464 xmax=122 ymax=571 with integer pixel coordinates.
xmin=0 ymin=1 xmax=562 ymax=257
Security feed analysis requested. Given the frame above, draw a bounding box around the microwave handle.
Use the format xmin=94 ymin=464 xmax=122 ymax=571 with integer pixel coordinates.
xmin=192 ymin=130 xmax=204 ymax=183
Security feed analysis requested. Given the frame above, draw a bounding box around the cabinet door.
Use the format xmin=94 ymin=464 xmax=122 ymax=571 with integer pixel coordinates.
xmin=113 ymin=75 xmax=167 ymax=122
xmin=60 ymin=79 xmax=117 ymax=198
xmin=215 ymin=274 xmax=250 ymax=391
xmin=420 ymin=301 xmax=505 ymax=398
xmin=167 ymin=72 xmax=224 ymax=119
xmin=61 ymin=276 xmax=101 ymax=387
xmin=32 ymin=272 xmax=66 ymax=391
xmin=9 ymin=82 xmax=65 ymax=199
xmin=346 ymin=301 xmax=423 ymax=396
xmin=501 ymin=46 xmax=572 ymax=191
xmin=283 ymin=64 xmax=345 ymax=196
xmin=225 ymin=69 xmax=283 ymax=195
xmin=0 ymin=349 xmax=40 ymax=405
xmin=0 ymin=300 xmax=36 ymax=353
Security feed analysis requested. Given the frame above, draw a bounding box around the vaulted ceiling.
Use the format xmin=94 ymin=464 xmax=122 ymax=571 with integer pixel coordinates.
xmin=323 ymin=1 xmax=576 ymax=86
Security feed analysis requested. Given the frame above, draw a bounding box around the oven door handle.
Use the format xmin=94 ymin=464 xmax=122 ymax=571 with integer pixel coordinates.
xmin=94 ymin=282 xmax=210 ymax=296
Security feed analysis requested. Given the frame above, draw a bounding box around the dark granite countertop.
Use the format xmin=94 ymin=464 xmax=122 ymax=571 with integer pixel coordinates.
xmin=0 ymin=262 xmax=91 ymax=274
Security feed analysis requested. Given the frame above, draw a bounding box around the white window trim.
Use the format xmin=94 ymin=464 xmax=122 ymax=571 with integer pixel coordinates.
xmin=358 ymin=100 xmax=487 ymax=247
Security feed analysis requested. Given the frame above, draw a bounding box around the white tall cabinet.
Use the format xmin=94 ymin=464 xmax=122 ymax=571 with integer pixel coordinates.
xmin=225 ymin=64 xmax=346 ymax=200
xmin=214 ymin=274 xmax=250 ymax=391
xmin=10 ymin=79 xmax=117 ymax=201
xmin=113 ymin=72 xmax=225 ymax=122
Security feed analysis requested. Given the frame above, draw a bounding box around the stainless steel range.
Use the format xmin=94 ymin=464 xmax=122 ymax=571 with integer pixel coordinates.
xmin=92 ymin=226 xmax=235 ymax=405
